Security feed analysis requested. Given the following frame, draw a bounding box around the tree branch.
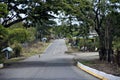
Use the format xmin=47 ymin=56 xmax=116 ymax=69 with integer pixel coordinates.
xmin=3 ymin=17 xmax=28 ymax=28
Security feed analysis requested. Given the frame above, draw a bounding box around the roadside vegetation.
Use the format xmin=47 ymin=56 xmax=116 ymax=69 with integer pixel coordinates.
xmin=0 ymin=22 xmax=51 ymax=64
xmin=22 ymin=41 xmax=50 ymax=57
xmin=79 ymin=59 xmax=120 ymax=76
xmin=5 ymin=41 xmax=50 ymax=64
xmin=0 ymin=0 xmax=120 ymax=76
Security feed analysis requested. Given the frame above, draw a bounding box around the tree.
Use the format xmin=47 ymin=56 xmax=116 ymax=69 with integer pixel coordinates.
xmin=0 ymin=25 xmax=8 ymax=49
xmin=0 ymin=3 xmax=8 ymax=17
xmin=8 ymin=28 xmax=29 ymax=43
xmin=107 ymin=11 xmax=120 ymax=49
xmin=0 ymin=3 xmax=8 ymax=51
xmin=57 ymin=0 xmax=92 ymax=35
xmin=0 ymin=0 xmax=63 ymax=28
xmin=92 ymin=0 xmax=120 ymax=62
xmin=62 ymin=0 xmax=119 ymax=62
xmin=92 ymin=0 xmax=107 ymax=61
xmin=35 ymin=20 xmax=57 ymax=40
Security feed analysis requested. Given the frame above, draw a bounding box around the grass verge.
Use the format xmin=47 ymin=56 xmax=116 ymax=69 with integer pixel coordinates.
xmin=79 ymin=60 xmax=94 ymax=65
xmin=4 ymin=57 xmax=25 ymax=64
xmin=4 ymin=41 xmax=50 ymax=64
xmin=22 ymin=42 xmax=50 ymax=57
xmin=78 ymin=59 xmax=120 ymax=76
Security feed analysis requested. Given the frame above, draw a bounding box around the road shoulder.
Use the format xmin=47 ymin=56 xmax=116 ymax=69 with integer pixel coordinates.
xmin=73 ymin=52 xmax=120 ymax=80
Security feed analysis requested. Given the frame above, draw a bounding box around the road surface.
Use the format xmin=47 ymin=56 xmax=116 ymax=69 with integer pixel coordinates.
xmin=0 ymin=39 xmax=99 ymax=80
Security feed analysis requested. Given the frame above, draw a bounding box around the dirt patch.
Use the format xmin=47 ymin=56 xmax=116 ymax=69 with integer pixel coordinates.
xmin=78 ymin=59 xmax=120 ymax=76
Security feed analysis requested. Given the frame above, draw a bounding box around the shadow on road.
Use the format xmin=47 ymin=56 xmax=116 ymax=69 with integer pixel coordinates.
xmin=4 ymin=58 xmax=75 ymax=69
xmin=0 ymin=78 xmax=80 ymax=80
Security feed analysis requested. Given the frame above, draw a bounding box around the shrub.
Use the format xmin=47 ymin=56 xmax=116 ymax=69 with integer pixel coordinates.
xmin=8 ymin=27 xmax=36 ymax=44
xmin=8 ymin=28 xmax=29 ymax=44
xmin=0 ymin=25 xmax=8 ymax=62
xmin=12 ymin=42 xmax=22 ymax=57
xmin=0 ymin=25 xmax=8 ymax=49
xmin=78 ymin=38 xmax=99 ymax=51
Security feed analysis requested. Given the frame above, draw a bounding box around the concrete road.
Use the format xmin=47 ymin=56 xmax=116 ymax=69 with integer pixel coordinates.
xmin=0 ymin=39 xmax=99 ymax=80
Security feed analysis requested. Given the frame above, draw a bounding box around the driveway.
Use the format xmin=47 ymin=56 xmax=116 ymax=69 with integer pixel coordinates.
xmin=0 ymin=39 xmax=99 ymax=80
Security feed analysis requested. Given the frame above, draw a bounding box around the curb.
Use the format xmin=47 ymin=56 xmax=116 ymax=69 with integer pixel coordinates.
xmin=77 ymin=62 xmax=108 ymax=80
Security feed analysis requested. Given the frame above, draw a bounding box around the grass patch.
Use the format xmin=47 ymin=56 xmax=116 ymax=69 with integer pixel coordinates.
xmin=4 ymin=41 xmax=50 ymax=64
xmin=4 ymin=57 xmax=25 ymax=64
xmin=79 ymin=60 xmax=94 ymax=65
xmin=22 ymin=42 xmax=50 ymax=57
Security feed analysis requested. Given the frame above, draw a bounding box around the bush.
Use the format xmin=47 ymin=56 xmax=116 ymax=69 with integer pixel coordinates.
xmin=12 ymin=42 xmax=22 ymax=57
xmin=8 ymin=27 xmax=36 ymax=44
xmin=8 ymin=28 xmax=29 ymax=44
xmin=113 ymin=38 xmax=120 ymax=66
xmin=78 ymin=38 xmax=98 ymax=52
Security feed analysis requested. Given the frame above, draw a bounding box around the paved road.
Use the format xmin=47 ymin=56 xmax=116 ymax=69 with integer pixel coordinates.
xmin=0 ymin=39 xmax=99 ymax=80
xmin=74 ymin=52 xmax=99 ymax=60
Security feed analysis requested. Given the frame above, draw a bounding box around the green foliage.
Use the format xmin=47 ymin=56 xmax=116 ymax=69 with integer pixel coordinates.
xmin=0 ymin=0 xmax=63 ymax=27
xmin=105 ymin=11 xmax=120 ymax=50
xmin=12 ymin=42 xmax=22 ymax=57
xmin=0 ymin=22 xmax=36 ymax=60
xmin=0 ymin=25 xmax=8 ymax=63
xmin=35 ymin=20 xmax=55 ymax=40
xmin=78 ymin=38 xmax=98 ymax=51
xmin=8 ymin=23 xmax=36 ymax=44
xmin=0 ymin=25 xmax=8 ymax=41
xmin=0 ymin=25 xmax=8 ymax=50
xmin=113 ymin=38 xmax=120 ymax=50
xmin=0 ymin=3 xmax=8 ymax=17
xmin=8 ymin=28 xmax=29 ymax=43
xmin=110 ymin=0 xmax=120 ymax=3
xmin=111 ymin=12 xmax=120 ymax=37
xmin=26 ymin=27 xmax=36 ymax=42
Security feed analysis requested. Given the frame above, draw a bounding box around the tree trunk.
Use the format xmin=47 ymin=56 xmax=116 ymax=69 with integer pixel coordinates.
xmin=99 ymin=31 xmax=113 ymax=62
xmin=99 ymin=34 xmax=106 ymax=61
xmin=105 ymin=18 xmax=114 ymax=62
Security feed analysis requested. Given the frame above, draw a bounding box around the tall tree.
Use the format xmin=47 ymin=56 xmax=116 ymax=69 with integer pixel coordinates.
xmin=92 ymin=0 xmax=120 ymax=62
